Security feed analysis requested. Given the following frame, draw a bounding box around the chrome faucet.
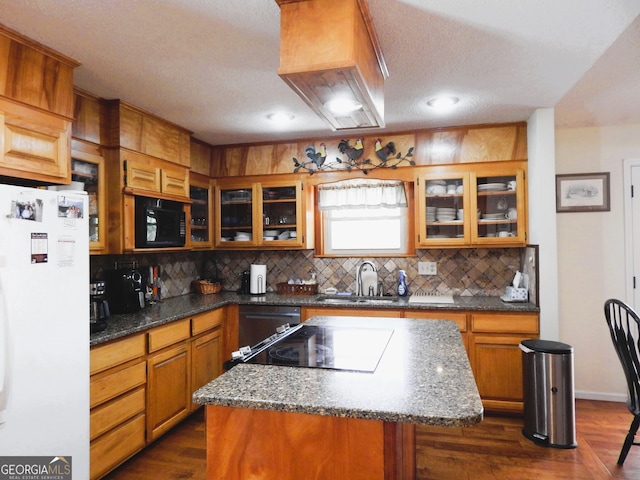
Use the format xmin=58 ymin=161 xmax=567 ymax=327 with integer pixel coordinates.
xmin=356 ymin=261 xmax=377 ymax=296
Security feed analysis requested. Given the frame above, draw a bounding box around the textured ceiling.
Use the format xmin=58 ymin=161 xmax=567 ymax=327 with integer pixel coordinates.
xmin=0 ymin=1 xmax=638 ymax=146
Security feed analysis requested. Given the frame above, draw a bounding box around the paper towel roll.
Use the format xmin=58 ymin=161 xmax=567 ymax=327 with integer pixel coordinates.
xmin=250 ymin=264 xmax=267 ymax=294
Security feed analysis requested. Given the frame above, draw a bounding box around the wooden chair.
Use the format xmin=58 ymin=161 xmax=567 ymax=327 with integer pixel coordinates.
xmin=604 ymin=298 xmax=640 ymax=465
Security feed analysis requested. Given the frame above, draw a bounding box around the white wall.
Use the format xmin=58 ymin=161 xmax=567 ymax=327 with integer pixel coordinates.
xmin=555 ymin=123 xmax=640 ymax=401
xmin=528 ymin=109 xmax=560 ymax=341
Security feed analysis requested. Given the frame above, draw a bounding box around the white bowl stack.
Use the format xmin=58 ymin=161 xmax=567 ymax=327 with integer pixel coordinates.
xmin=426 ymin=180 xmax=447 ymax=195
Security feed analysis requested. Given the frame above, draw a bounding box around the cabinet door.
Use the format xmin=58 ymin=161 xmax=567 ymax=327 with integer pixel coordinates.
xmin=190 ymin=329 xmax=223 ymax=412
xmin=216 ymin=184 xmax=258 ymax=247
xmin=469 ymin=312 xmax=539 ymax=414
xmin=72 ymin=146 xmax=107 ymax=253
xmin=469 ymin=333 xmax=528 ymax=413
xmin=416 ymin=172 xmax=470 ymax=247
xmin=470 ymin=168 xmax=526 ymax=245
xmin=0 ymin=101 xmax=71 ymax=183
xmin=259 ymin=181 xmax=305 ymax=247
xmin=190 ymin=174 xmax=213 ymax=248
xmin=125 ymin=157 xmax=161 ymax=192
xmin=146 ymin=343 xmax=191 ymax=441
xmin=161 ymin=164 xmax=189 ymax=197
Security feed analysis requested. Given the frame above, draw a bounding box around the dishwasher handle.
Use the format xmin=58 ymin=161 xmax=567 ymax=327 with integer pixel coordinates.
xmin=242 ymin=311 xmax=301 ymax=320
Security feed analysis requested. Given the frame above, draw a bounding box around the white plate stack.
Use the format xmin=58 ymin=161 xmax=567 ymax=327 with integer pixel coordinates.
xmin=426 ymin=206 xmax=437 ymax=222
xmin=481 ymin=213 xmax=505 ymax=221
xmin=436 ymin=207 xmax=457 ymax=222
xmin=478 ymin=183 xmax=507 ymax=192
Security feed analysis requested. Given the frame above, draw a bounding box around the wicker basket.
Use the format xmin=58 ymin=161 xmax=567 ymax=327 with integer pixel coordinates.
xmin=276 ymin=283 xmax=318 ymax=296
xmin=192 ymin=280 xmax=222 ymax=295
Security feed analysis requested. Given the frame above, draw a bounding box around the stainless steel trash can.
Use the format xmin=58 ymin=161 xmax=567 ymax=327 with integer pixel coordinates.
xmin=520 ymin=339 xmax=577 ymax=448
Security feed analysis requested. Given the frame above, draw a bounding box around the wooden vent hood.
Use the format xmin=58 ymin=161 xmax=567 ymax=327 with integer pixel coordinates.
xmin=275 ymin=0 xmax=388 ymax=130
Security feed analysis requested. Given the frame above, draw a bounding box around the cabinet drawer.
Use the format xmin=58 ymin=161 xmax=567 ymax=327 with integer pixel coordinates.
xmin=403 ymin=311 xmax=467 ymax=332
xmin=90 ymin=387 xmax=145 ymax=440
xmin=90 ymin=334 xmax=146 ymax=375
xmin=191 ymin=308 xmax=225 ymax=336
xmin=90 ymin=361 xmax=146 ymax=408
xmin=471 ymin=313 xmax=539 ymax=334
xmin=148 ymin=318 xmax=190 ymax=352
xmin=90 ymin=414 xmax=146 ymax=480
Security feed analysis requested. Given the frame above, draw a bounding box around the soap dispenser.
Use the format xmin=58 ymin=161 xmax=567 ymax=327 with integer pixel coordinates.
xmin=397 ymin=270 xmax=408 ymax=297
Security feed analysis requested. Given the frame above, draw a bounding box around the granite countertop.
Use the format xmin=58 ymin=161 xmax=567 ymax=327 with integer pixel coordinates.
xmin=90 ymin=291 xmax=539 ymax=346
xmin=192 ymin=315 xmax=484 ymax=427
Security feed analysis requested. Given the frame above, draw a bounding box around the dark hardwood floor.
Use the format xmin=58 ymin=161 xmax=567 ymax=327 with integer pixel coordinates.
xmin=103 ymin=400 xmax=640 ymax=480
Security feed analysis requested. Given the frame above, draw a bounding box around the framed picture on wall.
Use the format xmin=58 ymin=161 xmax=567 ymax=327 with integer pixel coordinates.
xmin=556 ymin=172 xmax=610 ymax=213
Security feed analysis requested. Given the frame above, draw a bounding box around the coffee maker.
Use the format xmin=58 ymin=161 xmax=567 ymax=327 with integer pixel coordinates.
xmin=90 ymin=280 xmax=110 ymax=333
xmin=105 ymin=268 xmax=146 ymax=314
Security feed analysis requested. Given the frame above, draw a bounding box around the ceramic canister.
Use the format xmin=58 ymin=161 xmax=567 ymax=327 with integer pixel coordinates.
xmin=250 ymin=264 xmax=267 ymax=294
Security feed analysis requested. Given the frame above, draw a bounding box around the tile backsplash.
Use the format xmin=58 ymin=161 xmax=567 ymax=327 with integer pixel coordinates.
xmin=91 ymin=248 xmax=526 ymax=300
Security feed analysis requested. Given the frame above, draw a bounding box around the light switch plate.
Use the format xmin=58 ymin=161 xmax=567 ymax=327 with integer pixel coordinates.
xmin=418 ymin=261 xmax=437 ymax=275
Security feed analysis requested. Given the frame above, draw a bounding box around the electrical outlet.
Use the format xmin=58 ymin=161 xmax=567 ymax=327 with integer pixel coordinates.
xmin=418 ymin=261 xmax=437 ymax=275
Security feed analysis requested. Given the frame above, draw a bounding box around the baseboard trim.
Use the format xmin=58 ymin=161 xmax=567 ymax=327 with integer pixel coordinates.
xmin=575 ymin=390 xmax=626 ymax=403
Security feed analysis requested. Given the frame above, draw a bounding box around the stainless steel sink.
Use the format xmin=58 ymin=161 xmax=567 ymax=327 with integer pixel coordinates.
xmin=318 ymin=296 xmax=399 ymax=305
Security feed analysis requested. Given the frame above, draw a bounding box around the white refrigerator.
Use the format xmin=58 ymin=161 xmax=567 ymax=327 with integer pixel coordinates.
xmin=0 ymin=184 xmax=89 ymax=478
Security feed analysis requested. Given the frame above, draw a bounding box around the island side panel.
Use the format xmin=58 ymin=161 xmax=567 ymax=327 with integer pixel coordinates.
xmin=205 ymin=405 xmax=407 ymax=480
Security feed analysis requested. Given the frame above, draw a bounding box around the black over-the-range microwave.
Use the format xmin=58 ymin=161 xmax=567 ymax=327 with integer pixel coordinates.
xmin=134 ymin=196 xmax=186 ymax=248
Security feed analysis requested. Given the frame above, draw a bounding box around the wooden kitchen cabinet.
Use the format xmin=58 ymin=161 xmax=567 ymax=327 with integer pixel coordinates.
xmin=215 ymin=178 xmax=312 ymax=249
xmin=105 ymin=100 xmax=191 ymax=167
xmin=71 ymin=140 xmax=107 ymax=253
xmin=415 ymin=161 xmax=528 ymax=248
xmin=0 ymin=25 xmax=78 ymax=184
xmin=190 ymin=308 xmax=225 ymax=412
xmin=89 ymin=334 xmax=146 ymax=480
xmin=190 ymin=173 xmax=214 ymax=248
xmin=191 ymin=329 xmax=223 ymax=412
xmin=404 ymin=310 xmax=469 ymax=349
xmin=123 ymin=150 xmax=189 ymax=199
xmin=468 ymin=312 xmax=539 ymax=414
xmin=302 ymin=306 xmax=403 ymax=320
xmin=147 ymin=342 xmax=191 ymax=441
xmin=90 ymin=310 xmax=227 ymax=478
xmin=470 ymin=165 xmax=527 ymax=245
xmin=146 ymin=319 xmax=191 ymax=441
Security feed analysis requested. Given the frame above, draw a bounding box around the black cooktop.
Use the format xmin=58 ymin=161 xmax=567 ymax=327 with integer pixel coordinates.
xmin=230 ymin=324 xmax=394 ymax=373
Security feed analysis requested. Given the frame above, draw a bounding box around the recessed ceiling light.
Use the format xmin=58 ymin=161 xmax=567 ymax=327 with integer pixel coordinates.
xmin=324 ymin=98 xmax=363 ymax=115
xmin=267 ymin=112 xmax=295 ymax=123
xmin=427 ymin=96 xmax=460 ymax=110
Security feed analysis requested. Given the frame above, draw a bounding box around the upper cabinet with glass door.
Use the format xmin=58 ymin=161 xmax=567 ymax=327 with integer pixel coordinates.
xmin=416 ymin=162 xmax=527 ymax=248
xmin=216 ymin=184 xmax=257 ymax=247
xmin=214 ymin=179 xmax=309 ymax=249
xmin=71 ymin=145 xmax=106 ymax=253
xmin=189 ymin=173 xmax=213 ymax=249
xmin=416 ymin=171 xmax=469 ymax=247
xmin=471 ymin=166 xmax=527 ymax=245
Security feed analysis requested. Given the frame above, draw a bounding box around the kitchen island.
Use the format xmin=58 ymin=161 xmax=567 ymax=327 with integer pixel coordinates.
xmin=193 ymin=315 xmax=483 ymax=480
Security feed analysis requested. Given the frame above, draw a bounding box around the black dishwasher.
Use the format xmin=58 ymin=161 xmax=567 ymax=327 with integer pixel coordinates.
xmin=238 ymin=305 xmax=301 ymax=348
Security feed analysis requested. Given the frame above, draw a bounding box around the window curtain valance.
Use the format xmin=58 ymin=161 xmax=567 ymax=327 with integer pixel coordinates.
xmin=318 ymin=179 xmax=408 ymax=210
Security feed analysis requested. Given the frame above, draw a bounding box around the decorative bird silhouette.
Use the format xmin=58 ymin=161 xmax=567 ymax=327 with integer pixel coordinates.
xmin=305 ymin=143 xmax=327 ymax=167
xmin=338 ymin=138 xmax=364 ymax=161
xmin=374 ymin=139 xmax=396 ymax=161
